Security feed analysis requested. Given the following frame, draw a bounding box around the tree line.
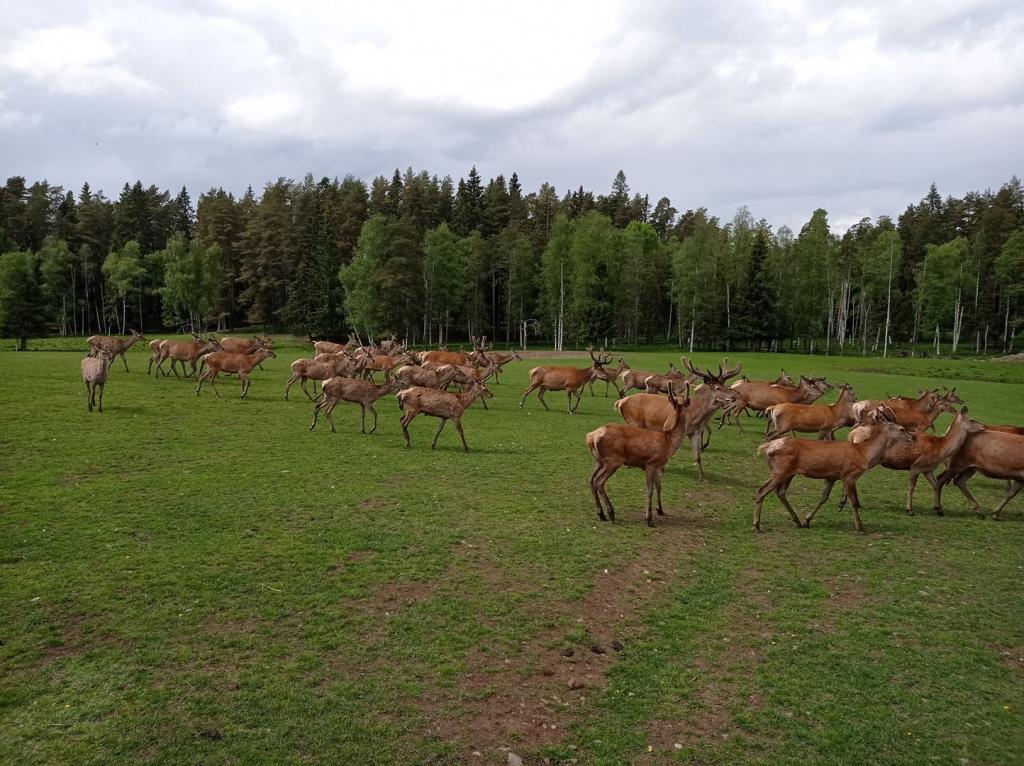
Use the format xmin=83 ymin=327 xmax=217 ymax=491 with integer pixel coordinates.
xmin=1 ymin=168 xmax=1022 ymax=354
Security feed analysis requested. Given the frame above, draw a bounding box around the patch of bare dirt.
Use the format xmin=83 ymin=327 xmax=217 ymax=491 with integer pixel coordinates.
xmin=996 ymin=645 xmax=1024 ymax=675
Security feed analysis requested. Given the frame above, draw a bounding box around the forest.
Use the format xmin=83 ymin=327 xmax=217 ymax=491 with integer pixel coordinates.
xmin=1 ymin=168 xmax=1022 ymax=354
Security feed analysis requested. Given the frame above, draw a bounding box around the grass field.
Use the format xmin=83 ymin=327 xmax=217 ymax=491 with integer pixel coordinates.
xmin=2 ymin=341 xmax=1023 ymax=765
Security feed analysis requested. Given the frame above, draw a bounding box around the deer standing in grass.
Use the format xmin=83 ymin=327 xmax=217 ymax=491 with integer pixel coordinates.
xmin=764 ymin=383 xmax=856 ymax=441
xmin=587 ymin=388 xmax=692 ymax=527
xmin=285 ymin=351 xmax=368 ymax=400
xmin=520 ymin=347 xmax=612 ymax=413
xmin=195 ymin=348 xmax=276 ymax=398
xmin=87 ymin=329 xmax=145 ymax=372
xmin=155 ymin=335 xmax=222 ymax=378
xmin=754 ymin=407 xmax=913 ymax=533
xmin=81 ymin=350 xmax=112 ymax=412
xmin=587 ymin=357 xmax=629 ymax=397
xmin=849 ymin=407 xmax=984 ymax=514
xmin=398 ymin=379 xmax=493 ymax=452
xmin=311 ymin=377 xmax=405 ymax=434
xmin=936 ymin=429 xmax=1024 ymax=519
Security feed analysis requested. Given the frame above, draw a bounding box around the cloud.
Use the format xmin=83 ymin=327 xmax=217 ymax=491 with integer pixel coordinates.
xmin=0 ymin=0 xmax=1021 ymax=231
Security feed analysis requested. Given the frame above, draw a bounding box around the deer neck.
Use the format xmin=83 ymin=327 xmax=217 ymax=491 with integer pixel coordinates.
xmin=857 ymin=427 xmax=894 ymax=467
xmin=124 ymin=334 xmax=142 ymax=351
xmin=937 ymin=418 xmax=970 ymax=459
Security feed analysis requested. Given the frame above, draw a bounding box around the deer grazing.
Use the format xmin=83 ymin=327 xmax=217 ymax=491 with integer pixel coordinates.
xmin=155 ymin=335 xmax=222 ymax=378
xmin=616 ymin=381 xmax=735 ymax=481
xmin=520 ymin=347 xmax=612 ymax=413
xmin=195 ymin=348 xmax=276 ymax=398
xmin=311 ymin=377 xmax=405 ymax=434
xmin=754 ymin=406 xmax=913 ymax=533
xmin=849 ymin=407 xmax=985 ymax=514
xmin=285 ymin=351 xmax=367 ymax=400
xmin=936 ymin=429 xmax=1024 ymax=519
xmin=398 ymin=379 xmax=493 ymax=452
xmin=87 ymin=329 xmax=145 ymax=372
xmin=764 ymin=383 xmax=856 ymax=441
xmin=587 ymin=388 xmax=692 ymax=527
xmin=81 ymin=350 xmax=112 ymax=412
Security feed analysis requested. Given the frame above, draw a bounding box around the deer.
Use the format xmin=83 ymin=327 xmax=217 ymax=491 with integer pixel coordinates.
xmin=587 ymin=388 xmax=693 ymax=527
xmin=393 ymin=363 xmax=460 ymax=390
xmin=764 ymin=383 xmax=857 ymax=441
xmin=589 ymin=357 xmax=630 ymax=397
xmin=644 ymin=369 xmax=694 ymax=396
xmin=482 ymin=349 xmax=522 ymax=385
xmin=312 ymin=335 xmax=357 ymax=356
xmin=155 ymin=335 xmax=222 ymax=378
xmin=146 ymin=339 xmax=165 ymax=375
xmin=363 ymin=348 xmax=418 ymax=382
xmin=887 ymin=397 xmax=957 ymax=432
xmin=398 ymin=379 xmax=494 ymax=452
xmin=311 ymin=377 xmax=405 ymax=434
xmin=619 ymin=364 xmax=682 ymax=396
xmin=615 ymin=382 xmax=735 ymax=481
xmin=849 ymin=407 xmax=985 ymax=514
xmin=936 ymin=429 xmax=1024 ymax=519
xmin=203 ymin=335 xmax=272 ymax=375
xmin=195 ymin=348 xmax=276 ymax=398
xmin=520 ymin=347 xmax=612 ymax=413
xmin=81 ymin=350 xmax=112 ymax=412
xmin=725 ymin=373 xmax=832 ymax=431
xmin=87 ymin=329 xmax=145 ymax=372
xmin=449 ymin=360 xmax=500 ymax=409
xmin=753 ymin=406 xmax=914 ymax=533
xmin=285 ymin=351 xmax=367 ymax=401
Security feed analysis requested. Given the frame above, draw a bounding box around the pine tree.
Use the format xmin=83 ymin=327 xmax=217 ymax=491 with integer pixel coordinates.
xmin=0 ymin=250 xmax=46 ymax=350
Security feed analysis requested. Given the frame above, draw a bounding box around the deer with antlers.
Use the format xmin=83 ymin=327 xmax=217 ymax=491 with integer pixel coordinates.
xmin=936 ymin=428 xmax=1024 ymax=519
xmin=520 ymin=347 xmax=612 ymax=413
xmin=764 ymin=383 xmax=857 ymax=441
xmin=398 ymin=379 xmax=493 ymax=452
xmin=619 ymin=364 xmax=683 ymax=396
xmin=154 ymin=335 xmax=222 ymax=378
xmin=724 ymin=373 xmax=832 ymax=430
xmin=310 ymin=377 xmax=405 ymax=434
xmin=195 ymin=347 xmax=276 ymax=398
xmin=586 ymin=357 xmax=630 ymax=397
xmin=754 ymin=406 xmax=913 ymax=533
xmin=87 ymin=329 xmax=145 ymax=372
xmin=616 ymin=377 xmax=736 ymax=481
xmin=849 ymin=407 xmax=985 ymax=514
xmin=587 ymin=388 xmax=695 ymax=527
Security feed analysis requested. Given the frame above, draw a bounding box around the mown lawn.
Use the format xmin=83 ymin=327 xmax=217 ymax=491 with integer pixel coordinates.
xmin=1 ymin=341 xmax=1022 ymax=765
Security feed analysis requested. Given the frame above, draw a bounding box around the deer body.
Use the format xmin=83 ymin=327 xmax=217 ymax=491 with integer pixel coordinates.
xmin=286 ymin=353 xmax=365 ymax=400
xmin=520 ymin=347 xmax=612 ymax=413
xmin=311 ymin=377 xmax=404 ymax=434
xmin=394 ymin=364 xmax=459 ymax=390
xmin=81 ymin=350 xmax=111 ymax=412
xmin=87 ymin=330 xmax=144 ymax=372
xmin=937 ymin=430 xmax=1024 ymax=519
xmin=754 ymin=408 xmax=913 ymax=533
xmin=364 ymin=350 xmax=416 ymax=381
xmin=587 ymin=393 xmax=691 ymax=527
xmin=195 ymin=348 xmax=276 ymax=398
xmin=765 ymin=384 xmax=856 ymax=440
xmin=398 ymin=381 xmax=493 ymax=451
xmin=587 ymin=358 xmax=629 ymax=397
xmin=419 ymin=349 xmax=469 ymax=367
xmin=147 ymin=339 xmax=165 ymax=375
xmin=156 ymin=337 xmax=221 ymax=378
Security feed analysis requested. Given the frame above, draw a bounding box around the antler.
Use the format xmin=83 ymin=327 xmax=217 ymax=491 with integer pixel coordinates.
xmin=720 ymin=357 xmax=742 ymax=381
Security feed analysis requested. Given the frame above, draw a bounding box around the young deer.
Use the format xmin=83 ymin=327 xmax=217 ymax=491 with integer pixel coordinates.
xmin=398 ymin=380 xmax=493 ymax=452
xmin=849 ymin=407 xmax=984 ymax=514
xmin=87 ymin=329 xmax=145 ymax=372
xmin=156 ymin=335 xmax=222 ymax=378
xmin=81 ymin=350 xmax=112 ymax=412
xmin=765 ymin=383 xmax=856 ymax=441
xmin=615 ymin=384 xmax=734 ymax=481
xmin=586 ymin=389 xmax=692 ymax=527
xmin=754 ymin=407 xmax=913 ymax=533
xmin=311 ymin=377 xmax=405 ymax=434
xmin=936 ymin=429 xmax=1024 ymax=519
xmin=520 ymin=347 xmax=611 ymax=413
xmin=195 ymin=348 xmax=277 ymax=398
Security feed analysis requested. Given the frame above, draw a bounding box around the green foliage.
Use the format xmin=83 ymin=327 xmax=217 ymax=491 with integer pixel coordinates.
xmin=422 ymin=222 xmax=466 ymax=340
xmin=156 ymin=234 xmax=223 ymax=332
xmin=917 ymin=237 xmax=971 ymax=337
xmin=102 ymin=240 xmax=146 ymax=332
xmin=0 ymin=250 xmax=46 ymax=348
xmin=340 ymin=215 xmax=388 ymax=338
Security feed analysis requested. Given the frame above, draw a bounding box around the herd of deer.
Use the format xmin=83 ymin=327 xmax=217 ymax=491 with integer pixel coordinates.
xmin=81 ymin=331 xmax=1024 ymax=528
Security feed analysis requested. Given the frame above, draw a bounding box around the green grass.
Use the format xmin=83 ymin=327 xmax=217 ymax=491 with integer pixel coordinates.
xmin=1 ymin=342 xmax=1023 ymax=765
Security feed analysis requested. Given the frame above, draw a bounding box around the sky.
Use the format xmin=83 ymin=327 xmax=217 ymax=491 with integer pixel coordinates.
xmin=1 ymin=0 xmax=1022 ymax=233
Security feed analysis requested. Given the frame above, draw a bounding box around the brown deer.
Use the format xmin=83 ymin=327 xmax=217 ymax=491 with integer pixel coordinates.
xmin=588 ymin=357 xmax=630 ymax=397
xmin=398 ymin=379 xmax=494 ymax=452
xmin=87 ymin=329 xmax=145 ymax=372
xmin=586 ymin=389 xmax=692 ymax=527
xmin=312 ymin=335 xmax=356 ymax=356
xmin=146 ymin=339 xmax=165 ymax=375
xmin=419 ymin=345 xmax=470 ymax=366
xmin=285 ymin=352 xmax=367 ymax=401
xmin=725 ymin=374 xmax=831 ymax=430
xmin=81 ymin=350 xmax=112 ymax=412
xmin=644 ymin=369 xmax=694 ymax=395
xmin=311 ymin=377 xmax=405 ymax=434
xmin=363 ymin=349 xmax=418 ymax=382
xmin=519 ymin=347 xmax=612 ymax=413
xmin=764 ymin=383 xmax=857 ymax=441
xmin=936 ymin=429 xmax=1024 ymax=519
xmin=393 ymin=363 xmax=460 ymax=390
xmin=619 ymin=366 xmax=669 ymax=396
xmin=155 ymin=335 xmax=222 ymax=378
xmin=754 ymin=407 xmax=913 ymax=533
xmin=615 ymin=383 xmax=735 ymax=481
xmin=195 ymin=348 xmax=276 ymax=398
xmin=216 ymin=334 xmax=270 ymax=355
xmin=850 ymin=407 xmax=985 ymax=514
xmin=985 ymin=424 xmax=1024 ymax=435
xmin=449 ymin=360 xmax=500 ymax=409
xmin=482 ymin=349 xmax=522 ymax=385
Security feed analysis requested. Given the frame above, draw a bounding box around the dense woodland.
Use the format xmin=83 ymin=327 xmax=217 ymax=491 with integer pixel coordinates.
xmin=1 ymin=168 xmax=1022 ymax=354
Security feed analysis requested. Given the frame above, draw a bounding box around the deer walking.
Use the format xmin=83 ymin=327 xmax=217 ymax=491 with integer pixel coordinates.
xmin=520 ymin=347 xmax=612 ymax=413
xmin=195 ymin=348 xmax=277 ymax=398
xmin=311 ymin=377 xmax=405 ymax=434
xmin=155 ymin=335 xmax=222 ymax=378
xmin=765 ymin=383 xmax=856 ymax=440
xmin=81 ymin=350 xmax=112 ymax=412
xmin=398 ymin=380 xmax=493 ymax=452
xmin=936 ymin=429 xmax=1024 ymax=519
xmin=87 ymin=329 xmax=145 ymax=372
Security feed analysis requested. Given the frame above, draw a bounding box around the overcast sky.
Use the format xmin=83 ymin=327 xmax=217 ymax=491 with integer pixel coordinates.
xmin=1 ymin=0 xmax=1022 ymax=233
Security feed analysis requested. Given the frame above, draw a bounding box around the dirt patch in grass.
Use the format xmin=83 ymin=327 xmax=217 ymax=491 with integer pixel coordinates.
xmin=996 ymin=645 xmax=1024 ymax=675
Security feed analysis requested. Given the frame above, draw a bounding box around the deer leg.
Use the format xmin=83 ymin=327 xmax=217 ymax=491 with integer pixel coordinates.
xmin=566 ymin=389 xmax=573 ymax=413
xmin=702 ymin=426 xmax=711 ymax=451
xmin=906 ymin=470 xmax=920 ymax=515
xmin=359 ymin=404 xmax=367 ymax=434
xmin=455 ymin=418 xmax=469 ymax=452
xmin=570 ymin=389 xmax=583 ymax=413
xmin=301 ymin=377 xmax=315 ymax=402
xmin=588 ymin=380 xmax=595 ymax=397
xmin=691 ymin=434 xmax=705 ymax=481
xmin=803 ymin=480 xmax=835 ymax=528
xmin=188 ymin=359 xmax=197 ymax=378
xmin=519 ymin=383 xmax=537 ymax=408
xmin=368 ymin=403 xmax=378 ymax=434
xmin=210 ymin=372 xmax=221 ymax=398
xmin=325 ymin=401 xmax=338 ymax=434
xmin=953 ymin=468 xmax=983 ymax=517
xmin=432 ymin=417 xmax=448 ymax=449
xmin=86 ymin=381 xmax=93 ymax=412
xmin=595 ymin=464 xmax=619 ymax=522
xmin=845 ymin=479 xmax=866 ymax=533
xmin=536 ymin=387 xmax=550 ymax=410
xmin=480 ymin=393 xmax=488 ymax=411
xmin=753 ymin=476 xmax=783 ymax=532
xmin=654 ymin=465 xmax=666 ymax=516
xmin=991 ymin=480 xmax=1023 ymax=520
xmin=240 ymin=373 xmax=249 ymax=399
xmin=774 ymin=476 xmax=804 ymax=528
xmin=922 ymin=470 xmax=943 ymax=513
xmin=97 ymin=382 xmax=104 ymax=412
xmin=310 ymin=401 xmax=322 ymax=431
xmin=195 ymin=372 xmax=204 ymax=396
xmin=590 ymin=464 xmax=608 ymax=521
xmin=401 ymin=411 xmax=416 ymax=447
xmin=285 ymin=375 xmax=297 ymax=400
xmin=644 ymin=467 xmax=656 ymax=527
xmin=121 ymin=352 xmax=130 ymax=372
